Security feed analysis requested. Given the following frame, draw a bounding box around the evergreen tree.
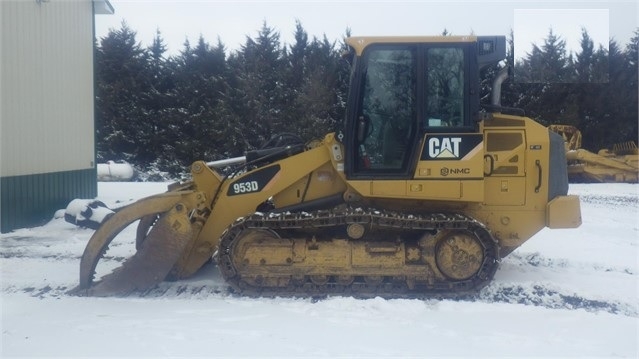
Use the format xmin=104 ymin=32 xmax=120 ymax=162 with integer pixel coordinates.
xmin=157 ymin=36 xmax=242 ymax=173
xmin=292 ymin=35 xmax=342 ymax=140
xmin=512 ymin=30 xmax=584 ymax=128
xmin=335 ymin=27 xmax=353 ymax=120
xmin=627 ymin=29 xmax=639 ymax=75
xmin=95 ymin=21 xmax=152 ymax=165
xmin=232 ymin=22 xmax=287 ymax=147
xmin=498 ymin=30 xmax=524 ymax=110
xmin=575 ymin=28 xmax=595 ymax=83
xmin=281 ymin=24 xmax=351 ymax=141
xmin=280 ymin=20 xmax=310 ymax=137
xmin=574 ymin=28 xmax=609 ymax=84
xmin=141 ymin=29 xmax=173 ymax=167
xmin=570 ymin=30 xmax=609 ymax=140
xmin=573 ymin=37 xmax=637 ymax=151
xmin=287 ymin=20 xmax=309 ymax=92
xmin=625 ymin=30 xmax=639 ymax=144
xmin=516 ymin=28 xmax=573 ymax=83
xmin=93 ymin=22 xmax=637 ymax=178
xmin=606 ymin=38 xmax=637 ymax=145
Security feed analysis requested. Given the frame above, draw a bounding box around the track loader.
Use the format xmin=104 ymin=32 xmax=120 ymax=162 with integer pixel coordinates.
xmin=549 ymin=124 xmax=638 ymax=183
xmin=70 ymin=36 xmax=581 ymax=297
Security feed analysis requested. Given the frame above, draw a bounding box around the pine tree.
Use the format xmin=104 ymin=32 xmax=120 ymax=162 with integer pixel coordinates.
xmin=625 ymin=30 xmax=638 ymax=123
xmin=93 ymin=22 xmax=637 ymax=178
xmin=95 ymin=21 xmax=152 ymax=165
xmin=233 ymin=22 xmax=286 ymax=147
xmin=625 ymin=30 xmax=639 ymax=144
xmin=140 ymin=29 xmax=173 ymax=168
xmin=498 ymin=30 xmax=524 ymax=110
xmin=292 ymin=35 xmax=342 ymax=140
xmin=575 ymin=28 xmax=595 ymax=83
xmin=287 ymin=20 xmax=309 ymax=92
xmin=281 ymin=24 xmax=351 ymax=142
xmin=156 ymin=35 xmax=242 ymax=173
xmin=578 ymin=38 xmax=637 ymax=151
xmin=280 ymin=20 xmax=309 ymax=138
xmin=516 ymin=28 xmax=574 ymax=83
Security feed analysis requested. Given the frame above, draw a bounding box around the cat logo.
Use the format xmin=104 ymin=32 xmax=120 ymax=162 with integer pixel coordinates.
xmin=428 ymin=137 xmax=462 ymax=158
xmin=421 ymin=134 xmax=483 ymax=161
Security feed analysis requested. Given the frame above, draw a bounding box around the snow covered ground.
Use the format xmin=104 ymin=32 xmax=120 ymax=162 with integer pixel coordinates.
xmin=1 ymin=182 xmax=637 ymax=358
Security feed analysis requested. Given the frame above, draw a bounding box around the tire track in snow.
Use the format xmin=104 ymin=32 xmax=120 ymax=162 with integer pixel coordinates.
xmin=509 ymin=252 xmax=635 ymax=276
xmin=5 ymin=269 xmax=636 ymax=318
xmin=475 ymin=284 xmax=637 ymax=317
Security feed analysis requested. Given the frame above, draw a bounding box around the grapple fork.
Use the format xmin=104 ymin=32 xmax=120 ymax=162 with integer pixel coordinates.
xmin=69 ymin=191 xmax=207 ymax=297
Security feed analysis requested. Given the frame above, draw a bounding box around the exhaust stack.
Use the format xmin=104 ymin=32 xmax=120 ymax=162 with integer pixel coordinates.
xmin=491 ymin=66 xmax=510 ymax=107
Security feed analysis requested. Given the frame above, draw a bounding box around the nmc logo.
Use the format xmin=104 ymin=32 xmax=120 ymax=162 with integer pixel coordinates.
xmin=421 ymin=134 xmax=483 ymax=161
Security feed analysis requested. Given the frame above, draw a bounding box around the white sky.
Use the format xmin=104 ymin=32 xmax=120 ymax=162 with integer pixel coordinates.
xmin=514 ymin=8 xmax=610 ymax=60
xmin=95 ymin=0 xmax=637 ymax=57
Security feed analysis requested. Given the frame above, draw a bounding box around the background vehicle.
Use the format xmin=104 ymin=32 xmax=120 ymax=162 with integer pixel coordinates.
xmin=549 ymin=124 xmax=638 ymax=183
xmin=69 ymin=36 xmax=581 ymax=297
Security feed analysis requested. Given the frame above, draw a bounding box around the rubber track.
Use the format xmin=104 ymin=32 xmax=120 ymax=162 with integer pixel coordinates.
xmin=218 ymin=208 xmax=500 ymax=298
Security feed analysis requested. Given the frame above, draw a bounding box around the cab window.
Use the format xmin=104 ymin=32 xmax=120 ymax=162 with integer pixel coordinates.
xmin=424 ymin=47 xmax=465 ymax=128
xmin=356 ymin=47 xmax=417 ymax=171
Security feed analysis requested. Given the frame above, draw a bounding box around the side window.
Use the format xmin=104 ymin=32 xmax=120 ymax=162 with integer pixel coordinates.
xmin=424 ymin=47 xmax=465 ymax=128
xmin=357 ymin=48 xmax=416 ymax=171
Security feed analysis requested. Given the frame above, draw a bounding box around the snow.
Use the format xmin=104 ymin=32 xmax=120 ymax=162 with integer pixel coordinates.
xmin=2 ymin=182 xmax=638 ymax=358
xmin=64 ymin=199 xmax=115 ymax=228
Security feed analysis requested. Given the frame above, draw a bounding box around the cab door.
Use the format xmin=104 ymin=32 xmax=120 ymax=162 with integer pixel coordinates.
xmin=350 ymin=45 xmax=419 ymax=178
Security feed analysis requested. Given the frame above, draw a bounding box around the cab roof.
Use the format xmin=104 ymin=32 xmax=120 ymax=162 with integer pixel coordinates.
xmin=346 ymin=36 xmax=479 ymax=55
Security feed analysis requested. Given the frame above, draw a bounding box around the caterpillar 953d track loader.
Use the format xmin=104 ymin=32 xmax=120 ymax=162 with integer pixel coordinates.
xmin=71 ymin=36 xmax=581 ymax=297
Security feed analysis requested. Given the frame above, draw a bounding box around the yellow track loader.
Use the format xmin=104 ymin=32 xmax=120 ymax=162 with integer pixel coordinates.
xmin=549 ymin=124 xmax=638 ymax=183
xmin=70 ymin=36 xmax=581 ymax=297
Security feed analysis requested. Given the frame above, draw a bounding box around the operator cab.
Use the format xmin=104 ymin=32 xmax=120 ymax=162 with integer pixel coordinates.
xmin=343 ymin=36 xmax=505 ymax=179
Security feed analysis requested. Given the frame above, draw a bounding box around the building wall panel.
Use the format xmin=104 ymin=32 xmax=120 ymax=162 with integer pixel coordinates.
xmin=1 ymin=0 xmax=95 ymax=177
xmin=1 ymin=0 xmax=99 ymax=232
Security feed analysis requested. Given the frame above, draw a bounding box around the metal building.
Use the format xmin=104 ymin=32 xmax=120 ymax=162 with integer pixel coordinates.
xmin=1 ymin=0 xmax=114 ymax=232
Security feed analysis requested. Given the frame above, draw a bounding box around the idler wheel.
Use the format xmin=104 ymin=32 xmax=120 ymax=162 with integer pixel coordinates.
xmin=435 ymin=230 xmax=484 ymax=281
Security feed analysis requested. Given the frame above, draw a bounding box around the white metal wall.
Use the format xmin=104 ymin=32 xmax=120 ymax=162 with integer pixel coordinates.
xmin=0 ymin=0 xmax=95 ymax=177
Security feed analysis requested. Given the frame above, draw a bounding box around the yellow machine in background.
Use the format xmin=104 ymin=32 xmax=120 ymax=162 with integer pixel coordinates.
xmin=549 ymin=124 xmax=638 ymax=183
xmin=70 ymin=36 xmax=581 ymax=297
